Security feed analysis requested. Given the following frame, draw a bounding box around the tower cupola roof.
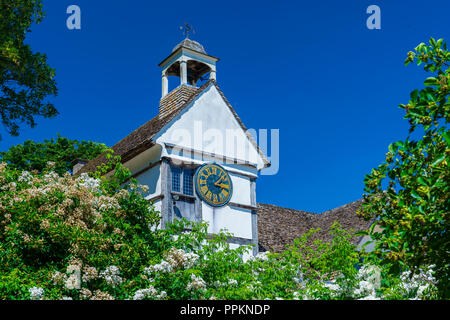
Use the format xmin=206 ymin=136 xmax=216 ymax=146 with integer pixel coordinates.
xmin=159 ymin=25 xmax=218 ymax=100
xmin=172 ymin=38 xmax=206 ymax=54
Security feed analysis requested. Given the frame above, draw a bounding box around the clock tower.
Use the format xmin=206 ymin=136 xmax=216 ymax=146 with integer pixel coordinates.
xmin=78 ymin=32 xmax=270 ymax=258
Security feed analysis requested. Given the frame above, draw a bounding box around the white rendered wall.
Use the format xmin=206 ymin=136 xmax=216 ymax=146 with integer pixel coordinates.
xmin=122 ymin=144 xmax=163 ymax=201
xmin=202 ymin=203 xmax=253 ymax=239
xmin=154 ymin=84 xmax=265 ymax=170
xmin=229 ymin=173 xmax=251 ymax=205
xmin=138 ymin=164 xmax=161 ymax=200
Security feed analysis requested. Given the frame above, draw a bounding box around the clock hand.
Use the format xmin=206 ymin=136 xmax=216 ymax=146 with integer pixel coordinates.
xmin=214 ymin=175 xmax=225 ymax=185
xmin=214 ymin=183 xmax=229 ymax=189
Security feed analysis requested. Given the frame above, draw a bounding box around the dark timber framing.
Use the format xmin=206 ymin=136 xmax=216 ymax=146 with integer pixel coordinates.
xmin=147 ymin=194 xmax=164 ymax=203
xmin=163 ymin=156 xmax=258 ymax=180
xmin=164 ymin=142 xmax=258 ymax=169
xmin=206 ymin=234 xmax=253 ymax=246
xmin=160 ymin=158 xmax=171 ymax=229
xmin=250 ymin=178 xmax=258 ymax=256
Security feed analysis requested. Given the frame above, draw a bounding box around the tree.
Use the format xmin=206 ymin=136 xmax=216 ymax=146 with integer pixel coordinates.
xmin=0 ymin=135 xmax=106 ymax=174
xmin=0 ymin=0 xmax=58 ymax=140
xmin=358 ymin=38 xmax=449 ymax=298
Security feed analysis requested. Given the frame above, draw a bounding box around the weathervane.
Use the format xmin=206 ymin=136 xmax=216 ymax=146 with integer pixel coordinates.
xmin=180 ymin=23 xmax=195 ymax=39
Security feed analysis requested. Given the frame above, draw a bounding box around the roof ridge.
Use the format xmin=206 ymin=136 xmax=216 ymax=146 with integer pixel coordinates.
xmin=257 ymin=202 xmax=318 ymax=215
xmin=320 ymin=198 xmax=364 ymax=215
xmin=78 ymin=80 xmax=214 ymax=175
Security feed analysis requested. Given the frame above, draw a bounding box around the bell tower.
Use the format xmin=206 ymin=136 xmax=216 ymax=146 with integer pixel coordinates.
xmin=158 ymin=25 xmax=219 ymax=99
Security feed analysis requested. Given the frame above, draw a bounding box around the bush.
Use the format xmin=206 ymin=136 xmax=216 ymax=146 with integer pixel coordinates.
xmin=0 ymin=161 xmax=439 ymax=300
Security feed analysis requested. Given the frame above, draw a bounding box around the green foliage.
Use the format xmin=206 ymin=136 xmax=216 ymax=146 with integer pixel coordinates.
xmin=0 ymin=156 xmax=440 ymax=300
xmin=0 ymin=0 xmax=58 ymax=139
xmin=0 ymin=135 xmax=106 ymax=174
xmin=269 ymin=223 xmax=361 ymax=299
xmin=0 ymin=161 xmax=161 ymax=299
xmin=359 ymin=37 xmax=449 ymax=298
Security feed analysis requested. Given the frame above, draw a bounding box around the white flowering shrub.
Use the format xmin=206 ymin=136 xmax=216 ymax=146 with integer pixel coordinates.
xmin=186 ymin=274 xmax=207 ymax=292
xmin=133 ymin=287 xmax=167 ymax=300
xmin=380 ymin=265 xmax=439 ymax=300
xmin=0 ymin=161 xmax=161 ymax=300
xmin=99 ymin=266 xmax=123 ymax=288
xmin=76 ymin=173 xmax=101 ymax=193
xmin=0 ymin=161 xmax=441 ymax=300
xmin=28 ymin=287 xmax=44 ymax=300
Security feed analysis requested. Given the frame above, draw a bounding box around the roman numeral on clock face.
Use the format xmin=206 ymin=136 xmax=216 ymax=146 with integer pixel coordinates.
xmin=195 ymin=164 xmax=232 ymax=207
xmin=221 ymin=189 xmax=229 ymax=198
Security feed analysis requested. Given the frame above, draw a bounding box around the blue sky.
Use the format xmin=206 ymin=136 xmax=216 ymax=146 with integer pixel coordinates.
xmin=1 ymin=0 xmax=449 ymax=213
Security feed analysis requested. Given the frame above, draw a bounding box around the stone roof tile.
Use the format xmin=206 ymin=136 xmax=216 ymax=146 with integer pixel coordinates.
xmin=257 ymin=199 xmax=372 ymax=253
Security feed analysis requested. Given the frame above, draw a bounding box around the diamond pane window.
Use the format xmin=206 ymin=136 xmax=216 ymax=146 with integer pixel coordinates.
xmin=183 ymin=169 xmax=194 ymax=196
xmin=171 ymin=167 xmax=181 ymax=193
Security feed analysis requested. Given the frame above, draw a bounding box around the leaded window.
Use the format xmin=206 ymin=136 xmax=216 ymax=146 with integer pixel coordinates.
xmin=171 ymin=167 xmax=181 ymax=193
xmin=171 ymin=167 xmax=194 ymax=196
xmin=183 ymin=169 xmax=194 ymax=196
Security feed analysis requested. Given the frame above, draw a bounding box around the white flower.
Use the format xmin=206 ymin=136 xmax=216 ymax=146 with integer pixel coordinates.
xmin=82 ymin=266 xmax=98 ymax=282
xmin=144 ymin=261 xmax=173 ymax=274
xmin=417 ymin=284 xmax=429 ymax=298
xmin=42 ymin=171 xmax=59 ymax=184
xmin=65 ymin=273 xmax=81 ymax=290
xmin=80 ymin=288 xmax=92 ymax=299
xmin=324 ymin=282 xmax=340 ymax=292
xmin=183 ymin=252 xmax=199 ymax=269
xmin=397 ymin=265 xmax=436 ymax=299
xmin=52 ymin=271 xmax=67 ymax=285
xmin=95 ymin=196 xmax=120 ymax=212
xmin=18 ymin=171 xmax=33 ymax=184
xmin=255 ymin=252 xmax=269 ymax=261
xmin=359 ymin=265 xmax=381 ymax=290
xmin=228 ymin=279 xmax=238 ymax=286
xmin=133 ymin=286 xmax=167 ymax=300
xmin=100 ymin=265 xmax=123 ymax=287
xmin=1 ymin=181 xmax=17 ymax=191
xmin=357 ymin=294 xmax=380 ymax=300
xmin=164 ymin=248 xmax=199 ymax=270
xmin=354 ymin=280 xmax=375 ymax=298
xmin=352 ymin=264 xmax=383 ymax=299
xmin=29 ymin=287 xmax=44 ymax=300
xmin=186 ymin=274 xmax=206 ymax=292
xmin=64 ymin=263 xmax=82 ymax=290
xmin=66 ymin=264 xmax=81 ymax=275
xmin=133 ymin=287 xmax=157 ymax=300
xmin=76 ymin=173 xmax=101 ymax=193
xmin=46 ymin=161 xmax=56 ymax=169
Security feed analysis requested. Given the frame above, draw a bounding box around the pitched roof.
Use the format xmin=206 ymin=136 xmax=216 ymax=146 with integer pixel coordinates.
xmin=79 ymin=80 xmax=270 ymax=175
xmin=257 ymin=199 xmax=373 ymax=253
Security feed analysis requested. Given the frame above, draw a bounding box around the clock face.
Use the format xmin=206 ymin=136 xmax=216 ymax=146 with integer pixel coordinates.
xmin=195 ymin=163 xmax=233 ymax=207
